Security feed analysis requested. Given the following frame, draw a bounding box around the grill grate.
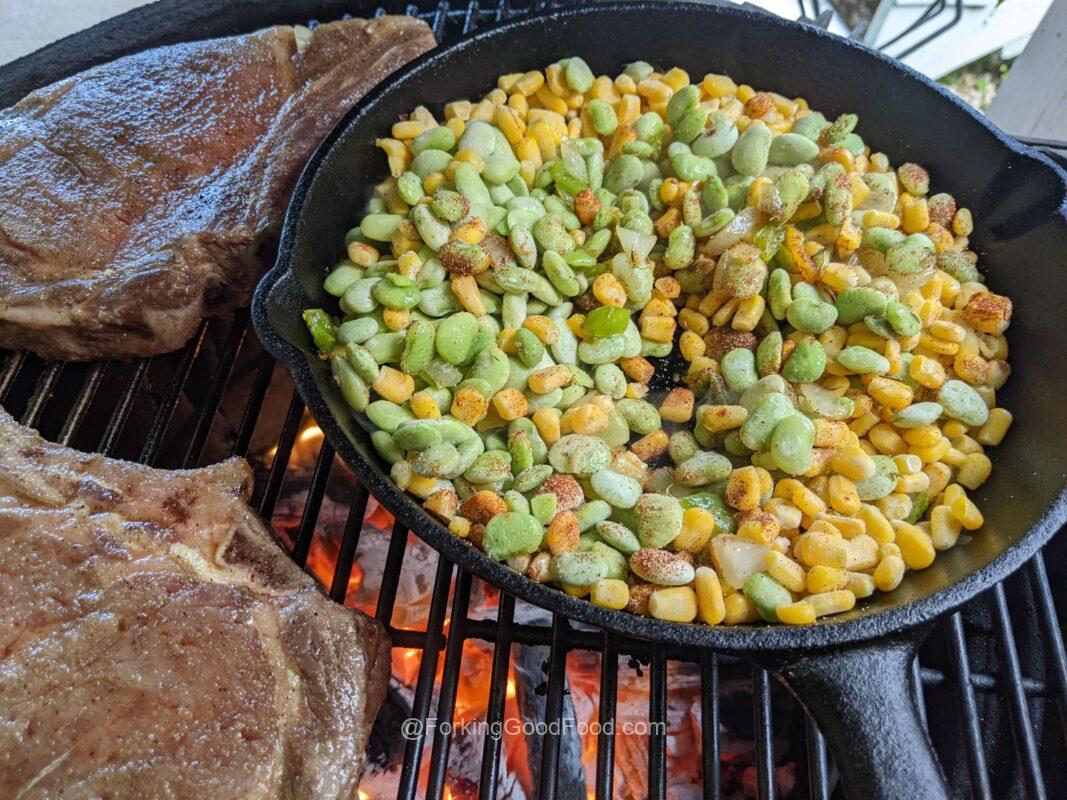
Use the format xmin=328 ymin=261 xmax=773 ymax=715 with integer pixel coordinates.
xmin=2 ymin=2 xmax=1066 ymax=798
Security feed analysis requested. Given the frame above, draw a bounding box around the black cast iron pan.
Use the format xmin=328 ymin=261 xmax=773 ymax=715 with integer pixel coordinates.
xmin=251 ymin=4 xmax=1067 ymax=798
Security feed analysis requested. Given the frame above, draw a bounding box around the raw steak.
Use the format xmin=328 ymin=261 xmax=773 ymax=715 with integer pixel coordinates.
xmin=0 ymin=409 xmax=391 ymax=799
xmin=0 ymin=16 xmax=434 ymax=361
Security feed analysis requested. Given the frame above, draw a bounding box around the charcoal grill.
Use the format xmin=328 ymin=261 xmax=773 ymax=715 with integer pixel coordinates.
xmin=1 ymin=2 xmax=1065 ymax=799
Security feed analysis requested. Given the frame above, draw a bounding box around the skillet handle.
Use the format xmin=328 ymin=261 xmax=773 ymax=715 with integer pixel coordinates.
xmin=774 ymin=628 xmax=949 ymax=800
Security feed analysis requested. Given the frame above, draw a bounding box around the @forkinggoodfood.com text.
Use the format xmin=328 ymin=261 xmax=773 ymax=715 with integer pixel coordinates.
xmin=400 ymin=716 xmax=666 ymax=740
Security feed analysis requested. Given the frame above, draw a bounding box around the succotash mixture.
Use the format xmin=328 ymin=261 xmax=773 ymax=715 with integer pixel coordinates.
xmin=303 ymin=58 xmax=1014 ymax=626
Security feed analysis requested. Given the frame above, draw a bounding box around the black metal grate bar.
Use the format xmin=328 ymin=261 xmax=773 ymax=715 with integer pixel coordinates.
xmin=478 ymin=592 xmax=516 ymax=800
xmin=648 ymin=645 xmax=668 ymax=800
xmin=538 ymin=614 xmax=570 ymax=800
xmin=231 ymin=354 xmax=276 ymax=458
xmin=139 ymin=321 xmax=207 ymax=464
xmin=290 ymin=441 xmax=336 ymax=568
xmin=398 ymin=555 xmax=455 ymax=800
xmin=595 ymin=632 xmax=619 ymax=800
xmin=946 ymin=612 xmax=993 ymax=800
xmin=375 ymin=520 xmax=412 ymax=626
xmin=753 ymin=667 xmax=776 ymax=800
xmin=805 ymin=717 xmax=830 ymax=800
xmin=0 ymin=351 xmax=26 ymax=401
xmin=1027 ymin=554 xmax=1067 ymax=744
xmin=331 ymin=484 xmax=371 ymax=602
xmin=990 ymin=583 xmax=1047 ymax=800
xmin=425 ymin=569 xmax=474 ymax=799
xmin=19 ymin=362 xmax=62 ymax=427
xmin=98 ymin=359 xmax=150 ymax=456
xmin=57 ymin=361 xmax=106 ymax=445
xmin=181 ymin=311 xmax=249 ymax=468
xmin=1 ymin=5 xmax=1064 ymax=800
xmin=255 ymin=391 xmax=306 ymax=517
xmin=701 ymin=654 xmax=721 ymax=800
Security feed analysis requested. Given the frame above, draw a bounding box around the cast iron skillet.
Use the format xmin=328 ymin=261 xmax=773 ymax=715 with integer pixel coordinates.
xmin=252 ymin=3 xmax=1067 ymax=798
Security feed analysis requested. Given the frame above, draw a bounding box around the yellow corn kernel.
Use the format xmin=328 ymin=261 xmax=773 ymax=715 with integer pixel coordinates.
xmin=807 ymin=565 xmax=849 ymax=594
xmin=407 ymin=475 xmax=441 ymax=500
xmin=444 ymin=99 xmax=472 ymax=120
xmin=679 ymin=330 xmax=706 ymax=362
xmin=857 ymin=503 xmax=895 ymax=544
xmin=675 ymin=508 xmax=718 ymax=553
xmin=831 ymin=445 xmax=877 ymax=481
xmin=371 ymin=366 xmax=415 ymax=404
xmin=510 ymin=70 xmax=543 ymax=97
xmin=816 ymin=514 xmax=866 ymax=540
xmin=891 ymin=520 xmax=936 ymax=569
xmin=976 ymin=408 xmax=1012 ymax=446
xmin=636 ymin=77 xmax=673 ymax=104
xmin=903 ymin=425 xmax=942 ymax=449
xmin=454 ymin=218 xmax=488 ymax=245
xmin=794 ymin=530 xmax=849 ymax=569
xmin=403 ymin=391 xmax=440 ymax=423
xmin=677 ymin=308 xmax=708 ymax=337
xmin=827 ymin=474 xmax=862 ymax=515
xmin=381 ymin=307 xmax=410 ymax=332
xmin=924 ymin=462 xmax=952 ymax=497
xmin=896 ymin=470 xmax=931 ymax=494
xmin=531 ymin=407 xmax=561 ymax=447
xmin=534 ymin=83 xmax=568 ymax=115
xmin=649 ymin=586 xmax=698 ymax=623
xmin=570 ymin=403 xmax=610 ymax=436
xmin=392 ymin=119 xmax=426 ymax=139
xmin=593 ymin=273 xmax=628 ymax=307
xmin=640 ymin=315 xmax=677 ymax=343
xmin=874 ymin=555 xmax=906 ymax=591
xmin=929 ymin=505 xmax=962 ymax=550
xmin=723 ymin=592 xmax=761 ymax=624
xmin=493 ymin=105 xmax=525 ymax=146
xmin=907 ymin=354 xmax=945 ymax=390
xmin=902 ymin=198 xmax=930 ymax=233
xmin=696 ymin=405 xmax=745 ymax=434
xmin=731 ymin=295 xmax=765 ymax=332
xmin=762 ymin=551 xmax=805 ymax=593
xmin=952 ymin=208 xmax=974 ymax=237
xmin=590 ymin=579 xmax=630 ymax=611
xmin=492 ymin=388 xmax=528 ymax=421
xmin=777 ymin=600 xmax=817 ymax=625
xmin=375 ymin=137 xmax=409 ymax=177
xmin=448 ymin=275 xmax=486 ymax=316
xmin=660 ymin=387 xmax=695 ymax=424
xmin=447 ymin=516 xmax=471 ymax=539
xmin=692 ymin=567 xmax=726 ymax=625
xmin=725 ymin=466 xmax=763 ymax=511
xmin=862 ymin=210 xmax=900 ymax=228
xmin=876 ymin=492 xmax=912 ymax=521
xmin=346 ymin=240 xmax=380 ymax=267
xmin=847 ymin=533 xmax=880 ymax=571
xmin=764 ymin=498 xmax=802 ymax=531
xmin=808 ymin=590 xmax=857 ymax=618
xmin=523 ymin=315 xmax=559 ymax=345
xmin=701 ymin=72 xmax=736 ymax=97
xmin=846 ymin=571 xmax=876 ymax=599
xmin=869 ymin=423 xmax=907 ymax=456
xmin=528 ymin=365 xmax=573 ymax=394
xmin=867 ymin=376 xmax=914 ymax=412
xmin=790 ymin=480 xmax=828 ymax=518
xmin=950 ymin=493 xmax=984 ymax=530
xmin=661 ymin=66 xmax=690 ymax=91
xmin=910 ymin=436 xmax=952 ymax=465
xmin=421 ymin=171 xmax=446 ymax=194
xmin=450 ymin=386 xmax=489 ymax=425
xmin=893 ymin=453 xmax=922 ymax=474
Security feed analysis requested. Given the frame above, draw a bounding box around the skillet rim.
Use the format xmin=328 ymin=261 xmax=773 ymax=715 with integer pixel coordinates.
xmin=253 ymin=0 xmax=1067 ymax=654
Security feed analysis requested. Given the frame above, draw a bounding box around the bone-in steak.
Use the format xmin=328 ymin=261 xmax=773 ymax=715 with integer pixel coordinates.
xmin=0 ymin=410 xmax=391 ymax=799
xmin=0 ymin=17 xmax=434 ymax=361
